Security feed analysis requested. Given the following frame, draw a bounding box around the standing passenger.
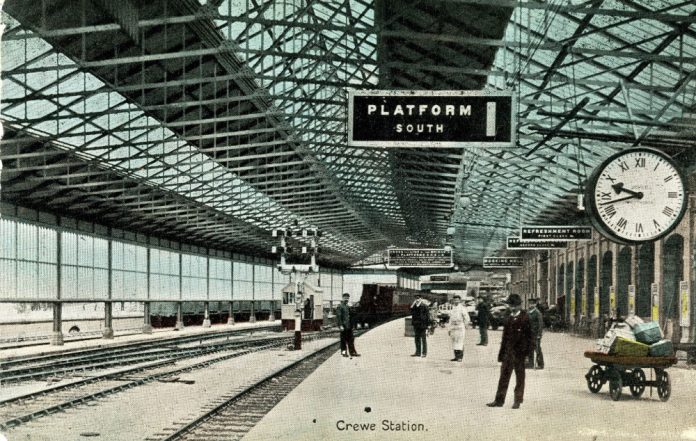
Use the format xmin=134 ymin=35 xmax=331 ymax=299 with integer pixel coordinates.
xmin=487 ymin=294 xmax=534 ymax=409
xmin=336 ymin=293 xmax=360 ymax=357
xmin=448 ymin=295 xmax=470 ymax=362
xmin=476 ymin=296 xmax=491 ymax=346
xmin=410 ymin=294 xmax=430 ymax=358
xmin=526 ymin=298 xmax=544 ymax=369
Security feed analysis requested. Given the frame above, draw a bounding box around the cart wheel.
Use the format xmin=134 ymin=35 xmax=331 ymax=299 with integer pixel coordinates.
xmin=656 ymin=369 xmax=671 ymax=402
xmin=608 ymin=369 xmax=622 ymax=401
xmin=585 ymin=365 xmax=603 ymax=393
xmin=629 ymin=368 xmax=645 ymax=398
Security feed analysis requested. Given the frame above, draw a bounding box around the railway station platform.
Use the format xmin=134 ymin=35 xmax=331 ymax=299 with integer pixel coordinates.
xmin=244 ymin=318 xmax=696 ymax=441
xmin=0 ymin=320 xmax=281 ymax=361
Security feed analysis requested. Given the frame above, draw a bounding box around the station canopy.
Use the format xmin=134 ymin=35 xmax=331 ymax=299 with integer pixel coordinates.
xmin=2 ymin=0 xmax=696 ymax=268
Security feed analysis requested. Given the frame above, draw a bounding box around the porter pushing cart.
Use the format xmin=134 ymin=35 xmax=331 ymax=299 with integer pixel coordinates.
xmin=584 ymin=351 xmax=677 ymax=401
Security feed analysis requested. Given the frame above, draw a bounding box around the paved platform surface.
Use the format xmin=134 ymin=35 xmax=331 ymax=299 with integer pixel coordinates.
xmin=244 ymin=318 xmax=696 ymax=441
xmin=0 ymin=320 xmax=280 ymax=360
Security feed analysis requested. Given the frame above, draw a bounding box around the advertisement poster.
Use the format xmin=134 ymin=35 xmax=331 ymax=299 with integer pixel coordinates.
xmin=1 ymin=2 xmax=695 ymax=441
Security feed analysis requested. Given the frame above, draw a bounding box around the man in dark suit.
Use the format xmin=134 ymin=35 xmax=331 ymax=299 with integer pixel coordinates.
xmin=487 ymin=294 xmax=534 ymax=409
xmin=336 ymin=293 xmax=360 ymax=357
xmin=410 ymin=294 xmax=430 ymax=358
xmin=526 ymin=298 xmax=544 ymax=369
xmin=476 ymin=296 xmax=491 ymax=346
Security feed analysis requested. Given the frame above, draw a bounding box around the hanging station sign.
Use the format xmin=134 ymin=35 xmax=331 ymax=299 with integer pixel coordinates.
xmin=520 ymin=226 xmax=593 ymax=241
xmin=506 ymin=237 xmax=567 ymax=249
xmin=483 ymin=257 xmax=523 ymax=268
xmin=347 ymin=90 xmax=515 ymax=148
xmin=386 ymin=248 xmax=453 ymax=269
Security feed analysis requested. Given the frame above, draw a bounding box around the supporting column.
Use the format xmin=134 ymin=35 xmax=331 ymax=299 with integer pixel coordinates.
xmin=52 ymin=228 xmax=64 ymax=345
xmin=654 ymin=240 xmax=663 ymax=325
xmin=175 ymin=302 xmax=185 ymax=330
xmin=103 ymin=302 xmax=114 ymax=339
xmin=50 ymin=302 xmax=64 ymax=346
xmin=202 ymin=301 xmax=211 ymax=328
xmin=611 ymin=241 xmax=619 ymax=318
xmin=269 ymin=301 xmax=276 ymax=321
xmin=249 ymin=301 xmax=257 ymax=323
xmin=227 ymin=301 xmax=235 ymax=325
xmin=142 ymin=302 xmax=153 ymax=334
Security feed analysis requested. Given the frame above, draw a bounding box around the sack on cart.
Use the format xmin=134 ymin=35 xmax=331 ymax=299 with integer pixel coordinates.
xmin=624 ymin=314 xmax=644 ymax=329
xmin=649 ymin=339 xmax=674 ymax=357
xmin=633 ymin=321 xmax=663 ymax=345
xmin=596 ymin=322 xmax=636 ymax=353
xmin=610 ymin=336 xmax=649 ymax=357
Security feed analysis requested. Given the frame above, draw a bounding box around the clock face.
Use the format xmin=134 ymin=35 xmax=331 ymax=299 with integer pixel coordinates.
xmin=587 ymin=148 xmax=687 ymax=244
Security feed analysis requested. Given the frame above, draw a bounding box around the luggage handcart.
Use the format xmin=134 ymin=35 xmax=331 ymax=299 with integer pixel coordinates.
xmin=583 ymin=351 xmax=677 ymax=401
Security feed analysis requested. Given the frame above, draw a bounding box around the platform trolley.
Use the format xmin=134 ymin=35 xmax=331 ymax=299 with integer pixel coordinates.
xmin=583 ymin=351 xmax=677 ymax=402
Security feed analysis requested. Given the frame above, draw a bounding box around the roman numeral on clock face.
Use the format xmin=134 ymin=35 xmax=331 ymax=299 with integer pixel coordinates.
xmin=619 ymin=161 xmax=629 ymax=172
xmin=634 ymin=158 xmax=645 ymax=168
xmin=636 ymin=223 xmax=643 ymax=233
xmin=663 ymin=206 xmax=675 ymax=217
xmin=603 ymin=205 xmax=616 ymax=218
xmin=617 ymin=218 xmax=627 ymax=230
xmin=600 ymin=192 xmax=611 ymax=200
xmin=668 ymin=192 xmax=678 ymax=198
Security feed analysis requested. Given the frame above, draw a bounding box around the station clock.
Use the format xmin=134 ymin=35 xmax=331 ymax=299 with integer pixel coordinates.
xmin=585 ymin=147 xmax=687 ymax=244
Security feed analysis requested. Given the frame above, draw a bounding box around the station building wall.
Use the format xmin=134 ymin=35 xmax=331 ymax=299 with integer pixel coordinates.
xmin=511 ymin=196 xmax=696 ymax=343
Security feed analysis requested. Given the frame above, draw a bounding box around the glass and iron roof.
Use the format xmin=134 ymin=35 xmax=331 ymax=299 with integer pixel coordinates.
xmin=1 ymin=0 xmax=695 ymax=268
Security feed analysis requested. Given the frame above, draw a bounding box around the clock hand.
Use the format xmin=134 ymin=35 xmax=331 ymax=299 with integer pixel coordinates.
xmin=599 ymin=194 xmax=640 ymax=205
xmin=612 ymin=183 xmax=643 ymax=199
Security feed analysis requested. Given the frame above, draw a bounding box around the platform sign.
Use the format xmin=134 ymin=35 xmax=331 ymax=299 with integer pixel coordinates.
xmin=680 ymin=281 xmax=690 ymax=327
xmin=520 ymin=226 xmax=592 ymax=241
xmin=570 ymin=288 xmax=576 ymax=324
xmin=609 ymin=285 xmax=616 ymax=317
xmin=651 ymin=283 xmax=659 ymax=321
xmin=581 ymin=287 xmax=587 ymax=316
xmin=430 ymin=275 xmax=450 ymax=282
xmin=628 ymin=285 xmax=636 ymax=316
xmin=387 ymin=248 xmax=453 ymax=269
xmin=347 ymin=90 xmax=515 ymax=148
xmin=506 ymin=237 xmax=567 ymax=249
xmin=483 ymin=257 xmax=523 ymax=268
xmin=593 ymin=287 xmax=600 ymax=319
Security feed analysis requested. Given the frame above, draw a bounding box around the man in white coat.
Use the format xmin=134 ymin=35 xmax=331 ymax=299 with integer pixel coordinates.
xmin=448 ymin=295 xmax=470 ymax=362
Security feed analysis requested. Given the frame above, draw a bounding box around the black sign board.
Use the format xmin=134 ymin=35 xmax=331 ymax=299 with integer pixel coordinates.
xmin=520 ymin=226 xmax=593 ymax=241
xmin=348 ymin=90 xmax=515 ymax=148
xmin=483 ymin=257 xmax=523 ymax=268
xmin=387 ymin=248 xmax=453 ymax=268
xmin=507 ymin=237 xmax=568 ymax=249
xmin=430 ymin=275 xmax=450 ymax=282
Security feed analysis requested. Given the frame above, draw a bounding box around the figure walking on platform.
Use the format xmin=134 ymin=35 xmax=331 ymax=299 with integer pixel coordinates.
xmin=448 ymin=295 xmax=470 ymax=362
xmin=487 ymin=294 xmax=534 ymax=409
xmin=476 ymin=296 xmax=490 ymax=346
xmin=336 ymin=293 xmax=360 ymax=358
xmin=410 ymin=293 xmax=430 ymax=358
xmin=526 ymin=298 xmax=544 ymax=369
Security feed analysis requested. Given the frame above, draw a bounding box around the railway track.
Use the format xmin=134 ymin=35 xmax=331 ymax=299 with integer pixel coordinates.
xmin=0 ymin=331 xmax=336 ymax=431
xmin=0 ymin=324 xmax=281 ymax=383
xmin=152 ymin=341 xmax=339 ymax=441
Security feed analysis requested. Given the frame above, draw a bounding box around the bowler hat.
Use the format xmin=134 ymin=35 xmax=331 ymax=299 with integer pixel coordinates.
xmin=506 ymin=294 xmax=522 ymax=306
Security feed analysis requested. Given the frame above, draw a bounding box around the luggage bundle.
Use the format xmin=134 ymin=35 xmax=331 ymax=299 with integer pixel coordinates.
xmin=596 ymin=316 xmax=672 ymax=357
